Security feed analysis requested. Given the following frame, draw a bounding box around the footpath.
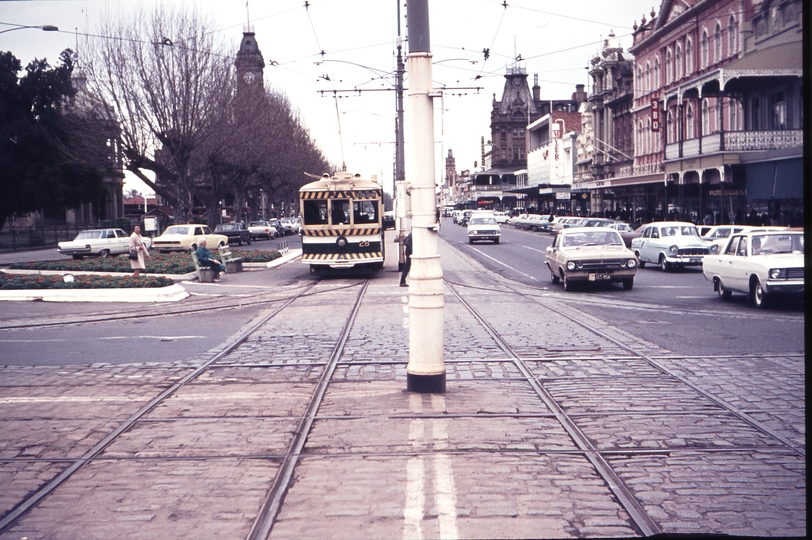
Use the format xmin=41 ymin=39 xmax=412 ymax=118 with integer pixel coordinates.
xmin=0 ymin=233 xmax=805 ymax=539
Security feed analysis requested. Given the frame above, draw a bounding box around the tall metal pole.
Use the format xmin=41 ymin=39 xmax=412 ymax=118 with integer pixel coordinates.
xmin=395 ymin=0 xmax=409 ymax=270
xmin=405 ymin=0 xmax=445 ymax=393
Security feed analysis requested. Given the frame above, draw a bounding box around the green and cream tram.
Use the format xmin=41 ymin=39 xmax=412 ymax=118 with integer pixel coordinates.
xmin=299 ymin=172 xmax=385 ymax=271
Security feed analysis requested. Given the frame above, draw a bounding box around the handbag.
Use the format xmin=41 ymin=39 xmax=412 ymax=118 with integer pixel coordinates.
xmin=128 ymin=250 xmax=139 ymax=260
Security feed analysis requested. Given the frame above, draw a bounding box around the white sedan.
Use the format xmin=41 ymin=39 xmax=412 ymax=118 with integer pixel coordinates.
xmin=152 ymin=224 xmax=228 ymax=253
xmin=703 ymin=229 xmax=804 ymax=308
xmin=58 ymin=228 xmax=150 ymax=259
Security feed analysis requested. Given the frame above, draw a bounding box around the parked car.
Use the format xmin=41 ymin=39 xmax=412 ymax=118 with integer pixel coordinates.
xmin=58 ymin=228 xmax=150 ymax=259
xmin=493 ymin=211 xmax=509 ymax=224
xmin=507 ymin=213 xmax=528 ymax=226
xmin=600 ymin=221 xmax=642 ymax=248
xmin=214 ymin=222 xmax=252 ymax=246
xmin=549 ymin=216 xmax=582 ymax=233
xmin=545 ymin=227 xmax=637 ymax=291
xmin=458 ymin=210 xmax=473 ymax=226
xmin=152 ymin=224 xmax=228 ymax=253
xmin=248 ymin=221 xmax=277 ymax=240
xmin=581 ymin=218 xmax=617 ymax=227
xmin=280 ymin=217 xmax=302 ymax=235
xmin=382 ymin=211 xmax=396 ymax=230
xmin=630 ymin=221 xmax=709 ymax=271
xmin=702 ymin=229 xmax=804 ymax=308
xmin=514 ymin=214 xmax=548 ymax=231
xmin=467 ymin=214 xmax=501 ymax=244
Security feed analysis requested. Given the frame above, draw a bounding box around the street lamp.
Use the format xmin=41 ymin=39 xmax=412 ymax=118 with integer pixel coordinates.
xmin=0 ymin=24 xmax=59 ymax=34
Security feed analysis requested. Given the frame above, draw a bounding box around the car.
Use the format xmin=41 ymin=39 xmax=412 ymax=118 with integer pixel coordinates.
xmin=382 ymin=212 xmax=396 ymax=230
xmin=280 ymin=217 xmax=302 ymax=235
xmin=581 ymin=218 xmax=617 ymax=228
xmin=514 ymin=214 xmax=549 ymax=231
xmin=458 ymin=210 xmax=473 ymax=226
xmin=600 ymin=221 xmax=642 ymax=248
xmin=630 ymin=221 xmax=709 ymax=271
xmin=248 ymin=221 xmax=277 ymax=240
xmin=493 ymin=211 xmax=509 ymax=224
xmin=699 ymin=225 xmax=749 ymax=255
xmin=702 ymin=229 xmax=804 ymax=308
xmin=214 ymin=222 xmax=252 ymax=245
xmin=549 ymin=216 xmax=582 ymax=233
xmin=467 ymin=214 xmax=501 ymax=244
xmin=57 ymin=228 xmax=150 ymax=259
xmin=506 ymin=213 xmax=528 ymax=226
xmin=152 ymin=224 xmax=228 ymax=253
xmin=451 ymin=210 xmax=463 ymax=224
xmin=545 ymin=227 xmax=638 ymax=291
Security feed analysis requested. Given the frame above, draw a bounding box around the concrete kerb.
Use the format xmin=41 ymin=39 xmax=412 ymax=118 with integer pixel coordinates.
xmin=0 ymin=249 xmax=301 ymax=302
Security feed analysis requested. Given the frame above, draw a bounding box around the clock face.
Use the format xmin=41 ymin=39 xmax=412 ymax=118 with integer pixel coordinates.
xmin=243 ymin=71 xmax=257 ymax=84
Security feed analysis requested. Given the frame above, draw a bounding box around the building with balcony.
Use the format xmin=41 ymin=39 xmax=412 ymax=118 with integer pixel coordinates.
xmin=631 ymin=0 xmax=802 ymax=225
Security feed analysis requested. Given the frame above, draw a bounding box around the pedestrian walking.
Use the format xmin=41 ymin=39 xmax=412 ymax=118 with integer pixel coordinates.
xmin=129 ymin=225 xmax=150 ymax=277
xmin=399 ymin=231 xmax=412 ymax=287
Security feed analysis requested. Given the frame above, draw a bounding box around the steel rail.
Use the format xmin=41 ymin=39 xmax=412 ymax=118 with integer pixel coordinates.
xmin=246 ymin=280 xmax=370 ymax=540
xmin=445 ymin=280 xmax=663 ymax=537
xmin=0 ymin=281 xmax=318 ymax=533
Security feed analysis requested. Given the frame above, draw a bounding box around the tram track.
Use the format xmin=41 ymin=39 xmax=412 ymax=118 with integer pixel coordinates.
xmin=0 ymin=279 xmax=328 ymax=533
xmin=443 ymin=265 xmax=804 ymax=537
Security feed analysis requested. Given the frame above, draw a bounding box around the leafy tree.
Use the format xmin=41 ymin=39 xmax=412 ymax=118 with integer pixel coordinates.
xmin=0 ymin=50 xmax=104 ymax=230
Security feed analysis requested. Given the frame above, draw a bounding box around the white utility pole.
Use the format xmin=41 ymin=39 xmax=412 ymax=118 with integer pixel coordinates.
xmin=405 ymin=0 xmax=445 ymax=393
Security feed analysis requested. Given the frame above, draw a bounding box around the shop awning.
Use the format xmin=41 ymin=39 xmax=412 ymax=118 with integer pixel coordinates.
xmin=745 ymin=158 xmax=803 ymax=199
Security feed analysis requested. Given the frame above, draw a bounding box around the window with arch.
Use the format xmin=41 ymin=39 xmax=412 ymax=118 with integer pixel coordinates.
xmin=685 ymin=38 xmax=693 ymax=74
xmin=675 ymin=44 xmax=683 ymax=80
xmin=637 ymin=67 xmax=643 ymax=93
xmin=701 ymin=30 xmax=709 ymax=67
xmin=654 ymin=58 xmax=660 ymax=88
xmin=638 ymin=121 xmax=644 ymax=154
xmin=645 ymin=62 xmax=651 ymax=93
xmin=727 ymin=16 xmax=736 ymax=55
xmin=645 ymin=118 xmax=651 ymax=154
xmin=686 ymin=104 xmax=695 ymax=139
xmin=667 ymin=110 xmax=674 ymax=143
xmin=702 ymin=99 xmax=710 ymax=136
xmin=666 ymin=49 xmax=672 ymax=83
xmin=714 ymin=23 xmax=722 ymax=62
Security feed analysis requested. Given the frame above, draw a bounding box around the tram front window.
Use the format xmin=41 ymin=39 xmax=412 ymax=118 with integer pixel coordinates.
xmin=303 ymin=200 xmax=328 ymax=225
xmin=353 ymin=200 xmax=379 ymax=224
xmin=331 ymin=200 xmax=349 ymax=225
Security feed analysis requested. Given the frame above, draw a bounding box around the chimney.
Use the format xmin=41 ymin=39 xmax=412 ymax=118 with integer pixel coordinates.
xmin=572 ymin=84 xmax=587 ymax=104
xmin=533 ymin=73 xmax=540 ymax=101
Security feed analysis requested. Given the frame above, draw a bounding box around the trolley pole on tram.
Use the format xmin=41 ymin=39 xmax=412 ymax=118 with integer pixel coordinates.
xmin=405 ymin=0 xmax=445 ymax=393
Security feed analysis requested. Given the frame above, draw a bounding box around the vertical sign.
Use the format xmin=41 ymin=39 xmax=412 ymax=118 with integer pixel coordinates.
xmin=651 ymin=98 xmax=661 ymax=132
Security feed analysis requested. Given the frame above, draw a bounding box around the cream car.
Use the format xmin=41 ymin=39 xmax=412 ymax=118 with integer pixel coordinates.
xmin=630 ymin=221 xmax=709 ymax=271
xmin=152 ymin=224 xmax=228 ymax=253
xmin=545 ymin=227 xmax=638 ymax=291
xmin=703 ymin=229 xmax=804 ymax=308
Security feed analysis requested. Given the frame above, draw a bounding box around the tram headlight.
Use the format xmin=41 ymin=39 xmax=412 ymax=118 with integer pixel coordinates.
xmin=336 ymin=236 xmax=348 ymax=248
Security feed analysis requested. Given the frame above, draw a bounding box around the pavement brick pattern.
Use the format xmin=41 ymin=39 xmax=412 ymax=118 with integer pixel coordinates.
xmin=0 ymin=237 xmax=805 ymax=539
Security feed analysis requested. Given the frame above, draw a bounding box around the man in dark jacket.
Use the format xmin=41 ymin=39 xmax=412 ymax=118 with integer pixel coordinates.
xmin=196 ymin=239 xmax=226 ymax=282
xmin=399 ymin=232 xmax=412 ymax=287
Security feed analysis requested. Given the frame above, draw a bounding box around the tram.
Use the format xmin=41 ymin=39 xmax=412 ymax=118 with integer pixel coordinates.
xmin=299 ymin=172 xmax=385 ymax=271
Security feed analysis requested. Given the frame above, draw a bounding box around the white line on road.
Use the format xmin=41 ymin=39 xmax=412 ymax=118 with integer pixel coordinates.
xmin=470 ymin=247 xmax=538 ymax=281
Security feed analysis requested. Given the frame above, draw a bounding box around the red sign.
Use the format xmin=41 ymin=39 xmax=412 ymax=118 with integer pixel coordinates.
xmin=651 ymin=98 xmax=660 ymax=132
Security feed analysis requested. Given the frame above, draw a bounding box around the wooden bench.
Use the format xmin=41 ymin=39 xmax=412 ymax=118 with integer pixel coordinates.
xmin=190 ymin=250 xmax=215 ymax=282
xmin=217 ymin=245 xmax=243 ymax=273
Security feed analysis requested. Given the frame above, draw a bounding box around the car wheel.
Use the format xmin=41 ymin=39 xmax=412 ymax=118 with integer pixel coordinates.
xmin=468 ymin=238 xmax=474 ymax=244
xmin=716 ymin=278 xmax=732 ymax=300
xmin=531 ymin=226 xmax=539 ymax=232
xmin=659 ymin=255 xmax=670 ymax=271
xmin=622 ymin=278 xmax=634 ymax=291
xmin=99 ymin=249 xmax=110 ymax=258
xmin=751 ymin=279 xmax=769 ymax=309
xmin=494 ymin=238 xmax=499 ymax=244
xmin=634 ymin=251 xmax=646 ymax=267
xmin=218 ymin=241 xmax=226 ymax=248
xmin=190 ymin=244 xmax=197 ymax=251
xmin=237 ymin=238 xmax=243 ymax=246
xmin=562 ymin=275 xmax=574 ymax=291
xmin=551 ymin=271 xmax=560 ymax=284
xmin=247 ymin=237 xmax=251 ymax=245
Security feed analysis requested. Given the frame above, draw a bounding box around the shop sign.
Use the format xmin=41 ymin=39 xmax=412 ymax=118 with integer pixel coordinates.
xmin=651 ymin=99 xmax=660 ymax=132
xmin=709 ymin=189 xmax=746 ymax=196
xmin=555 ymin=192 xmax=570 ymax=200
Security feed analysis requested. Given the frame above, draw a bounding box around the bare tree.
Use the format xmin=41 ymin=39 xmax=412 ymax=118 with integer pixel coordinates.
xmin=84 ymin=5 xmax=234 ymax=223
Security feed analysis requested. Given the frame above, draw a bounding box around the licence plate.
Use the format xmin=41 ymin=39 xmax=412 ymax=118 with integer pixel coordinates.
xmin=589 ymin=273 xmax=610 ymax=281
xmin=689 ymin=258 xmax=700 ymax=263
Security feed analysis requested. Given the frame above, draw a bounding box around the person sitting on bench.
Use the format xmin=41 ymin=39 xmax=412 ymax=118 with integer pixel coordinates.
xmin=196 ymin=239 xmax=226 ymax=281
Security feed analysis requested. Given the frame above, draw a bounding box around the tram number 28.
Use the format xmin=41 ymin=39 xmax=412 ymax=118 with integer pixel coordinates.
xmin=359 ymin=241 xmax=370 ymax=247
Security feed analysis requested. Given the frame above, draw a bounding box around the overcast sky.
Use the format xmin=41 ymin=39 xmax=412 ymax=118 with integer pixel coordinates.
xmin=1 ymin=0 xmax=650 ymax=194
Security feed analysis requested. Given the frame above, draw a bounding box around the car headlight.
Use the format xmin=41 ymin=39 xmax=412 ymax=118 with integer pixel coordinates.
xmin=669 ymin=245 xmax=678 ymax=255
xmin=769 ymin=268 xmax=782 ymax=279
xmin=567 ymin=261 xmax=576 ymax=271
xmin=627 ymin=259 xmax=636 ymax=268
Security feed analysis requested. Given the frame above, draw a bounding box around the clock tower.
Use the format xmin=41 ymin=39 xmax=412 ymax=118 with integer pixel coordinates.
xmin=235 ymin=26 xmax=265 ymax=94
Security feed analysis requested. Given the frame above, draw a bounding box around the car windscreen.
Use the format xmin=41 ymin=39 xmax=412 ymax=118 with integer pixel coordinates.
xmin=752 ymin=233 xmax=804 ymax=255
xmin=164 ymin=226 xmax=190 ymax=235
xmin=470 ymin=218 xmax=497 ymax=225
xmin=562 ymin=231 xmax=623 ymax=247
xmin=75 ymin=231 xmax=103 ymax=240
xmin=249 ymin=222 xmax=265 ymax=227
xmin=660 ymin=225 xmax=699 ymax=237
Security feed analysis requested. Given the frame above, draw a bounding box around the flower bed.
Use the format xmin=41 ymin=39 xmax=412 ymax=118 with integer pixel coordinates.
xmin=8 ymin=249 xmax=282 ymax=274
xmin=0 ymin=273 xmax=175 ymax=290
